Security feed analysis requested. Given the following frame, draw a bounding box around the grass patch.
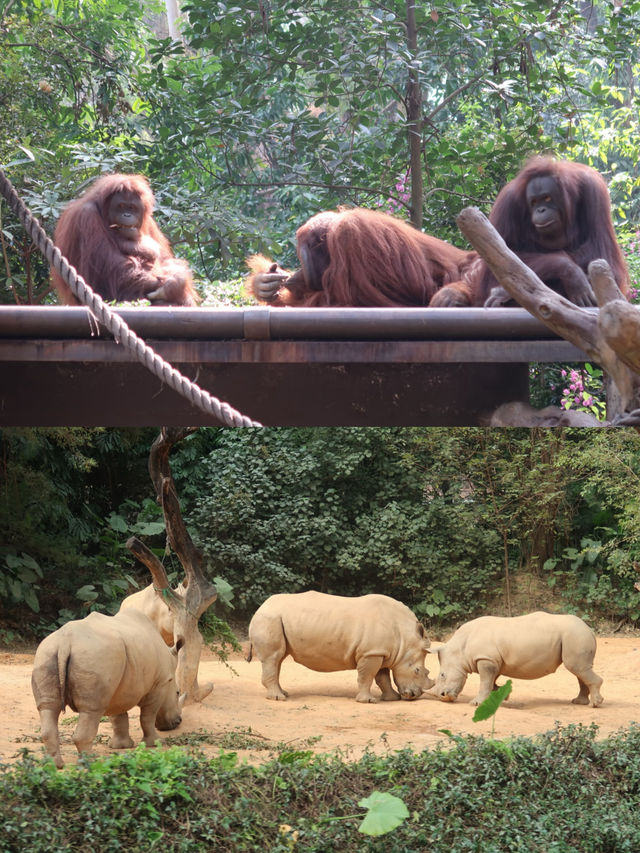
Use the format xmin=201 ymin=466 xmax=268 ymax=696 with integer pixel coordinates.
xmin=163 ymin=725 xmax=322 ymax=752
xmin=1 ymin=723 xmax=639 ymax=852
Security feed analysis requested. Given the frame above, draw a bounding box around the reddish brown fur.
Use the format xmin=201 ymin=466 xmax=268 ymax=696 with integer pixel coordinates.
xmin=477 ymin=157 xmax=629 ymax=300
xmin=247 ymin=207 xmax=481 ymax=307
xmin=52 ymin=173 xmax=199 ymax=306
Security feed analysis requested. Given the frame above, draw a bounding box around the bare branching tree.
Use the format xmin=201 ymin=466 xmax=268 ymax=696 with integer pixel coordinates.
xmin=457 ymin=206 xmax=640 ymax=425
xmin=125 ymin=427 xmax=218 ymax=704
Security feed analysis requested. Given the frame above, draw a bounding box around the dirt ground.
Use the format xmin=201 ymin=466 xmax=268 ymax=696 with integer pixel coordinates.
xmin=2 ymin=635 xmax=638 ymax=768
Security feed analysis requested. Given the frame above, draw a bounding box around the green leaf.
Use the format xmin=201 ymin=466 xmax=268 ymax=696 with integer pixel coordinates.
xmin=277 ymin=750 xmax=314 ymax=765
xmin=108 ymin=514 xmax=129 ymax=533
xmin=134 ymin=521 xmax=166 ymax=536
xmin=76 ymin=584 xmax=99 ymax=602
xmin=473 ymin=680 xmax=513 ymax=722
xmin=212 ymin=576 xmax=234 ymax=607
xmin=438 ymin=728 xmax=465 ymax=743
xmin=23 ymin=586 xmax=40 ymax=613
xmin=358 ymin=791 xmax=409 ymax=836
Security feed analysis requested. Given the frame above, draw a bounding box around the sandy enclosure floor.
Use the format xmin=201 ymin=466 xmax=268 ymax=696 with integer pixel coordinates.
xmin=2 ymin=636 xmax=638 ymax=767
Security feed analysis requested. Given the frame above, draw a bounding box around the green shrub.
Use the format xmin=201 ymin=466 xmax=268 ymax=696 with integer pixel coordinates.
xmin=2 ymin=724 xmax=639 ymax=852
xmin=187 ymin=428 xmax=501 ymax=618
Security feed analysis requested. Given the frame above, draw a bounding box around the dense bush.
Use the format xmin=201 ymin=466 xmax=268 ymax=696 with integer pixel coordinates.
xmin=186 ymin=428 xmax=502 ymax=618
xmin=3 ymin=427 xmax=640 ymax=636
xmin=1 ymin=724 xmax=639 ymax=852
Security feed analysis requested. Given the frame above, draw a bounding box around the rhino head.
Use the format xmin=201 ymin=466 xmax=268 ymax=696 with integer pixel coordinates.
xmin=392 ymin=629 xmax=435 ymax=700
xmin=426 ymin=644 xmax=467 ymax=701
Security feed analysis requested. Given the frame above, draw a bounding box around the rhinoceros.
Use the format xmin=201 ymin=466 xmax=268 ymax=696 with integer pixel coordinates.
xmin=428 ymin=611 xmax=604 ymax=707
xmin=119 ymin=582 xmax=186 ymax=644
xmin=247 ymin=591 xmax=434 ymax=703
xmin=31 ymin=609 xmax=185 ymax=768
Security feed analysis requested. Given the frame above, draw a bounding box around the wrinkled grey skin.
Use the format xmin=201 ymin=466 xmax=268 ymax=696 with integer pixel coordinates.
xmin=428 ymin=612 xmax=603 ymax=707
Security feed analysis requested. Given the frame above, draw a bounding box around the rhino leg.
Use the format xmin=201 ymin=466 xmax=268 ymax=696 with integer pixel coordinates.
xmin=139 ymin=703 xmax=161 ymax=747
xmin=374 ymin=667 xmax=401 ymax=701
xmin=571 ymin=670 xmax=603 ymax=707
xmin=260 ymin=654 xmax=289 ymax=700
xmin=471 ymin=659 xmax=501 ymax=706
xmin=251 ymin=616 xmax=289 ymax=700
xmin=72 ymin=711 xmax=102 ymax=757
xmin=108 ymin=712 xmax=135 ymax=749
xmin=38 ymin=706 xmax=64 ymax=769
xmin=355 ymin=655 xmax=385 ymax=703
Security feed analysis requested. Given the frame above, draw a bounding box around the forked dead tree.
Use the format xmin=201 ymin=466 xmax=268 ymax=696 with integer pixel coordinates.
xmin=457 ymin=206 xmax=640 ymax=425
xmin=124 ymin=427 xmax=218 ymax=704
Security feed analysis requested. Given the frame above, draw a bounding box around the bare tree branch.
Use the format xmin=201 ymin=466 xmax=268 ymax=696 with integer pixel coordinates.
xmin=457 ymin=206 xmax=640 ymax=419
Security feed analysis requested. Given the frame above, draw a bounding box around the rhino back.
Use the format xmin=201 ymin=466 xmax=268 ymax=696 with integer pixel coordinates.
xmin=119 ymin=584 xmax=183 ymax=645
xmin=459 ymin=612 xmax=594 ymax=678
xmin=44 ymin=611 xmax=172 ymax=715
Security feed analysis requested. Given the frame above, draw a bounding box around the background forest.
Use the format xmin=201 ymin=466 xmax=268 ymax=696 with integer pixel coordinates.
xmin=2 ymin=0 xmax=640 ymax=303
xmin=2 ymin=427 xmax=640 ymax=643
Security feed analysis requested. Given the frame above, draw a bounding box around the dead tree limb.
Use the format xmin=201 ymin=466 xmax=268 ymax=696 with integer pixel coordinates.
xmin=124 ymin=427 xmax=218 ymax=704
xmin=457 ymin=206 xmax=640 ymax=420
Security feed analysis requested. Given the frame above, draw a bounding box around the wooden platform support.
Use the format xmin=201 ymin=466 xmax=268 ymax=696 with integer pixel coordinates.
xmin=0 ymin=306 xmax=590 ymax=426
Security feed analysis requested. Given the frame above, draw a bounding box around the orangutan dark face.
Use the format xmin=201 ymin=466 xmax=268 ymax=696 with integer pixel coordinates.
xmin=107 ymin=190 xmax=145 ymax=242
xmin=526 ymin=175 xmax=566 ymax=250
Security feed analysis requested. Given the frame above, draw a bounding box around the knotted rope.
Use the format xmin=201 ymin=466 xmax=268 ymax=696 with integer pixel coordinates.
xmin=0 ymin=168 xmax=262 ymax=427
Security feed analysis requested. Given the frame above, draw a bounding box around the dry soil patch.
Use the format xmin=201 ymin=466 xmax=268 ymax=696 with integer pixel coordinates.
xmin=2 ymin=636 xmax=638 ymax=767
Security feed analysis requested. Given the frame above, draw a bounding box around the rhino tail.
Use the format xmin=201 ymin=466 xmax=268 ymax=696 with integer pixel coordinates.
xmin=56 ymin=632 xmax=72 ymax=712
xmin=245 ymin=642 xmax=253 ymax=663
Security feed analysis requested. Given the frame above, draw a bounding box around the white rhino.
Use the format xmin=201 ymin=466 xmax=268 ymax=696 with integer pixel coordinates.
xmin=247 ymin=591 xmax=434 ymax=703
xmin=119 ymin=582 xmax=186 ymax=644
xmin=31 ymin=609 xmax=185 ymax=768
xmin=428 ymin=611 xmax=604 ymax=707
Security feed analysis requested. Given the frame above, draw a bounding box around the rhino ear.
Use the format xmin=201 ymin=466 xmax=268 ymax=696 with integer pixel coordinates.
xmin=171 ymin=637 xmax=185 ymax=656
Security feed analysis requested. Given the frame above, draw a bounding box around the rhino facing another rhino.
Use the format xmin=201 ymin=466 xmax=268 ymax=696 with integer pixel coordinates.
xmin=31 ymin=609 xmax=185 ymax=768
xmin=247 ymin=591 xmax=434 ymax=703
xmin=428 ymin=611 xmax=604 ymax=707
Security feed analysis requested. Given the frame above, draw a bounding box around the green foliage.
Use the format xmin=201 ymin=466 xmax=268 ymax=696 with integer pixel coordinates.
xmin=357 ymin=791 xmax=409 ymax=836
xmin=186 ymin=428 xmax=502 ymax=617
xmin=545 ymin=534 xmax=640 ymax=623
xmin=4 ymin=427 xmax=640 ymax=635
xmin=472 ymin=680 xmax=513 ymax=724
xmin=0 ymin=552 xmax=43 ymax=612
xmin=3 ymin=0 xmax=640 ymax=298
xmin=0 ymin=428 xmax=156 ymax=630
xmin=2 ymin=725 xmax=640 ymax=851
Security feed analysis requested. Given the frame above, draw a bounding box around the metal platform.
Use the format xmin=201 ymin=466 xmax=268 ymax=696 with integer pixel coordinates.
xmin=0 ymin=305 xmax=590 ymax=426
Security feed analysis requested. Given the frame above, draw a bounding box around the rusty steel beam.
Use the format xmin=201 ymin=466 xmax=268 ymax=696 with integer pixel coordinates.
xmin=0 ymin=305 xmax=593 ymax=340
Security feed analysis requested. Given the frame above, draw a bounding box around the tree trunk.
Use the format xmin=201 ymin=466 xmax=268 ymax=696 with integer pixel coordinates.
xmin=126 ymin=427 xmax=218 ymax=704
xmin=405 ymin=1 xmax=423 ymax=229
